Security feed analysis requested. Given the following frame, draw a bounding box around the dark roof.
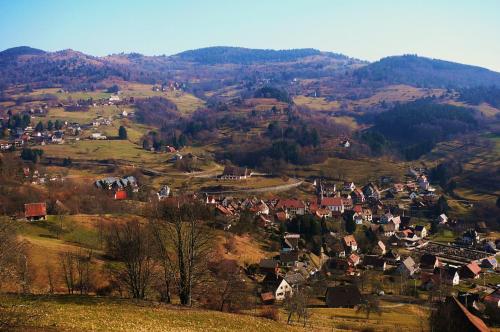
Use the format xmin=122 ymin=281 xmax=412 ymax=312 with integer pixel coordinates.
xmin=24 ymin=202 xmax=47 ymax=217
xmin=284 ymin=273 xmax=306 ymax=286
xmin=325 ymin=285 xmax=363 ymax=307
xmin=259 ymin=259 xmax=279 ymax=269
xmin=280 ymin=250 xmax=299 ymax=264
xmin=363 ymin=255 xmax=386 ymax=268
xmin=420 ymin=253 xmax=438 ymax=268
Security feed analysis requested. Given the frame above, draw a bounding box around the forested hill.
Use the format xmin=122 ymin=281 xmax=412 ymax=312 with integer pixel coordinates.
xmin=174 ymin=46 xmax=346 ymax=64
xmin=354 ymin=55 xmax=500 ymax=88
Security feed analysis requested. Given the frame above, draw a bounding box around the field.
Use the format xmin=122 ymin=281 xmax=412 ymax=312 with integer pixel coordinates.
xmin=293 ymin=95 xmax=340 ymax=111
xmin=1 ymin=295 xmax=300 ymax=332
xmin=291 ymin=156 xmax=408 ymax=185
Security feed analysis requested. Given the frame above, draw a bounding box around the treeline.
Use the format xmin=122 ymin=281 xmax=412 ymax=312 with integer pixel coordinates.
xmin=354 ymin=54 xmax=500 ymax=88
xmin=361 ymin=99 xmax=479 ymax=160
xmin=459 ymin=86 xmax=500 ymax=108
xmin=175 ymin=46 xmax=321 ymax=64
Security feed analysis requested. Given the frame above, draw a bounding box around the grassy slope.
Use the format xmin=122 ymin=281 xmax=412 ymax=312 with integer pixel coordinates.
xmin=2 ymin=295 xmax=298 ymax=332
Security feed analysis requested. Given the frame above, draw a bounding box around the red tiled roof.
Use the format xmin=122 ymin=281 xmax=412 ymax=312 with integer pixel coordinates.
xmin=114 ymin=190 xmax=127 ymax=200
xmin=466 ymin=262 xmax=482 ymax=275
xmin=453 ymin=297 xmax=490 ymax=332
xmin=24 ymin=203 xmax=47 ymax=218
xmin=353 ymin=205 xmax=363 ymax=213
xmin=321 ymin=197 xmax=343 ymax=207
xmin=276 ymin=199 xmax=305 ymax=209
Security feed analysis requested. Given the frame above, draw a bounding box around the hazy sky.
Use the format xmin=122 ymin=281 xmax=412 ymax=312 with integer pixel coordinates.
xmin=1 ymin=0 xmax=499 ymax=71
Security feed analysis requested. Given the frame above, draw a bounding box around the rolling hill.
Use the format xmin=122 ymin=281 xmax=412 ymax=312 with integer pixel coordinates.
xmin=354 ymin=54 xmax=500 ymax=88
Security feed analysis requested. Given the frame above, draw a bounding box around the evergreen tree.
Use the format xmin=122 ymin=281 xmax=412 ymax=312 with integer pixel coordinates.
xmin=118 ymin=126 xmax=128 ymax=140
xmin=47 ymin=120 xmax=54 ymax=131
xmin=35 ymin=121 xmax=44 ymax=132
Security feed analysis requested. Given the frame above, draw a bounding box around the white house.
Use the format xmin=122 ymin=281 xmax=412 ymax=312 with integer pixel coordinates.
xmin=438 ymin=214 xmax=448 ymax=224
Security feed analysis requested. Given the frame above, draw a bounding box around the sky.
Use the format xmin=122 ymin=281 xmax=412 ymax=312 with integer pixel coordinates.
xmin=1 ymin=0 xmax=499 ymax=71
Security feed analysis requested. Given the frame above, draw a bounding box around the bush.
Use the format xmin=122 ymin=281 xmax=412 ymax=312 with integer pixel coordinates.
xmin=259 ymin=307 xmax=280 ymax=321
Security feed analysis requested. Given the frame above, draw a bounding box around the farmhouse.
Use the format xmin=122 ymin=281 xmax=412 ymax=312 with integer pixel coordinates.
xmin=276 ymin=199 xmax=306 ymax=217
xmin=220 ymin=166 xmax=251 ymax=180
xmin=320 ymin=197 xmax=344 ymax=213
xmin=24 ymin=202 xmax=47 ymax=221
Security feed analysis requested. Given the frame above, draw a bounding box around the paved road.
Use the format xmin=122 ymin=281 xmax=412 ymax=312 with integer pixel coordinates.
xmin=201 ymin=178 xmax=304 ymax=194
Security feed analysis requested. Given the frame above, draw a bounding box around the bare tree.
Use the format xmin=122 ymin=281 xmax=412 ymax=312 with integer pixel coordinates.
xmin=105 ymin=220 xmax=156 ymax=299
xmin=283 ymin=287 xmax=312 ymax=327
xmin=151 ymin=203 xmax=214 ymax=306
xmin=59 ymin=251 xmax=76 ymax=294
xmin=356 ymin=296 xmax=382 ymax=319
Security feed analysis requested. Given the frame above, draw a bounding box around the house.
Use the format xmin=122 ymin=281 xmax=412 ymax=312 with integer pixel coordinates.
xmin=260 ymin=292 xmax=275 ymax=304
xmin=438 ymin=213 xmax=448 ymax=224
xmin=340 ymin=139 xmax=350 ymax=148
xmin=436 ymin=266 xmax=461 ymax=286
xmin=343 ymin=235 xmax=358 ymax=252
xmin=109 ymin=95 xmax=120 ymax=102
xmin=460 ymin=262 xmax=481 ymax=279
xmin=259 ymin=259 xmax=279 ymax=276
xmin=409 ymin=192 xmax=419 ymax=200
xmin=276 ymin=199 xmax=306 ymax=217
xmin=381 ymin=223 xmax=396 ymax=237
xmin=384 ymin=249 xmax=401 ymax=265
xmin=220 ymin=166 xmax=251 ymax=180
xmin=90 ymin=132 xmax=107 ymax=140
xmin=157 ymin=185 xmax=171 ymax=200
xmin=414 ymin=225 xmax=427 ymax=238
xmin=321 ymin=197 xmax=344 ymax=213
xmin=114 ymin=190 xmax=127 ymax=200
xmin=363 ymin=183 xmax=381 ymax=200
xmin=363 ymin=255 xmax=387 ymax=271
xmin=280 ymin=250 xmax=299 ymax=266
xmin=347 ymin=253 xmax=360 ymax=267
xmin=24 ymin=202 xmax=47 ymax=221
xmin=476 ymin=221 xmax=489 ymax=233
xmin=343 ymin=182 xmax=356 ymax=192
xmin=420 ymin=253 xmax=440 ymax=270
xmin=284 ymin=273 xmax=306 ymax=290
xmin=372 ymin=240 xmax=386 ymax=255
xmin=283 ymin=233 xmax=300 ymax=250
xmin=392 ymin=183 xmax=405 ymax=194
xmin=484 ymin=289 xmax=500 ymax=308
xmin=418 ymin=176 xmax=430 ymax=191
xmin=352 ymin=189 xmax=365 ymax=203
xmin=325 ymin=285 xmax=363 ymax=308
xmin=251 ymin=200 xmax=270 ymax=216
xmin=397 ymin=256 xmax=417 ymax=277
xmin=481 ymin=256 xmax=498 ymax=269
xmin=262 ymin=274 xmax=292 ymax=301
xmin=362 ymin=208 xmax=373 ymax=222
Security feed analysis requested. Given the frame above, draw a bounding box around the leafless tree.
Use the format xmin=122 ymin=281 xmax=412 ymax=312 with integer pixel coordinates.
xmin=59 ymin=251 xmax=76 ymax=294
xmin=151 ymin=203 xmax=214 ymax=306
xmin=105 ymin=220 xmax=156 ymax=299
xmin=283 ymin=287 xmax=312 ymax=327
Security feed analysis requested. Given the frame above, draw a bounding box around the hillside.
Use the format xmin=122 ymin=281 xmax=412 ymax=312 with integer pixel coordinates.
xmin=174 ymin=46 xmax=349 ymax=64
xmin=354 ymin=54 xmax=500 ymax=88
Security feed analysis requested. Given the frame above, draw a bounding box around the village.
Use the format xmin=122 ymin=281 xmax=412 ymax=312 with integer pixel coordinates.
xmin=18 ymin=160 xmax=500 ymax=328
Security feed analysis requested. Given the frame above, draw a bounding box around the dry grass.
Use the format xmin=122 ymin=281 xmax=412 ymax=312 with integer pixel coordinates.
xmin=1 ymin=295 xmax=299 ymax=332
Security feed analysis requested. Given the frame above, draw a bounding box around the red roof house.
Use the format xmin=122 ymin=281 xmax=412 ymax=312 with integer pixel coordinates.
xmin=114 ymin=190 xmax=127 ymax=200
xmin=24 ymin=202 xmax=47 ymax=221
